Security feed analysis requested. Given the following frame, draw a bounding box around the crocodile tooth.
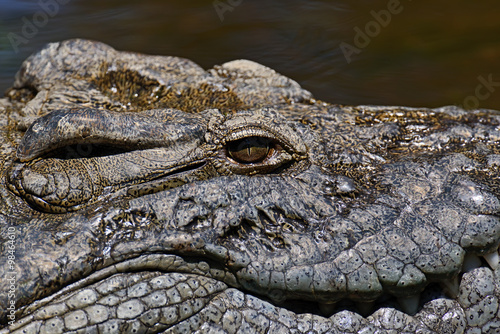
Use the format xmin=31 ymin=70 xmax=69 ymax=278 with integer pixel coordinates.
xmin=397 ymin=294 xmax=420 ymax=315
xmin=462 ymin=253 xmax=482 ymax=272
xmin=318 ymin=302 xmax=336 ymax=316
xmin=355 ymin=301 xmax=375 ymax=316
xmin=483 ymin=250 xmax=500 ymax=270
xmin=440 ymin=276 xmax=460 ymax=299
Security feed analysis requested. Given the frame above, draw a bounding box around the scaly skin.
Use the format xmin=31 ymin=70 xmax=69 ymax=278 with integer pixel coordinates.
xmin=1 ymin=39 xmax=500 ymax=333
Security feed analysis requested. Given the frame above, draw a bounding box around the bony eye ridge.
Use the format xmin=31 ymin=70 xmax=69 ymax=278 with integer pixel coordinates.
xmin=227 ymin=136 xmax=273 ymax=164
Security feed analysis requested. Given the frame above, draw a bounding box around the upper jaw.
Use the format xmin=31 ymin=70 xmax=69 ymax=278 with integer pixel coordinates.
xmin=3 ymin=107 xmax=500 ymax=329
xmin=3 ymin=153 xmax=499 ymax=326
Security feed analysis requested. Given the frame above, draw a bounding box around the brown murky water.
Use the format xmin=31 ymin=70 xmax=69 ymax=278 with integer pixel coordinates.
xmin=1 ymin=0 xmax=500 ymax=109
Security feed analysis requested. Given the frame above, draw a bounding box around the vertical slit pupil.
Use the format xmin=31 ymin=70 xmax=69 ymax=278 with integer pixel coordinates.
xmin=228 ymin=136 xmax=272 ymax=163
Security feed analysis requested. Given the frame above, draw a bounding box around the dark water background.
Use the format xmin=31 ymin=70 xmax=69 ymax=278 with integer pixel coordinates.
xmin=1 ymin=0 xmax=500 ymax=109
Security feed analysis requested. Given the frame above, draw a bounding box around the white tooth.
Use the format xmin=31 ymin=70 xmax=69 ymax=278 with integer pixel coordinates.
xmin=483 ymin=251 xmax=500 ymax=270
xmin=355 ymin=301 xmax=375 ymax=316
xmin=440 ymin=276 xmax=460 ymax=299
xmin=462 ymin=253 xmax=482 ymax=272
xmin=318 ymin=302 xmax=336 ymax=315
xmin=397 ymin=294 xmax=420 ymax=315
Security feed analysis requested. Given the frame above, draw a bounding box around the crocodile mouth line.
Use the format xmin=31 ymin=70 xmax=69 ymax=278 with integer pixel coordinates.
xmin=314 ymin=246 xmax=500 ymax=317
xmin=8 ymin=245 xmax=499 ymax=330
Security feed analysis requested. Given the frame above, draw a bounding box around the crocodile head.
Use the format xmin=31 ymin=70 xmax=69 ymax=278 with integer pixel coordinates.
xmin=1 ymin=39 xmax=499 ymax=333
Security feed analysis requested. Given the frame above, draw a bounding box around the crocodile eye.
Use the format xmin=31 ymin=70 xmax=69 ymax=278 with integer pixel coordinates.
xmin=212 ymin=109 xmax=308 ymax=175
xmin=220 ymin=132 xmax=303 ymax=175
xmin=227 ymin=137 xmax=272 ymax=164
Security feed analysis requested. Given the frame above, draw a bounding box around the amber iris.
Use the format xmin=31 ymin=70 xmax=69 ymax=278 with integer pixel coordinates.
xmin=227 ymin=137 xmax=272 ymax=163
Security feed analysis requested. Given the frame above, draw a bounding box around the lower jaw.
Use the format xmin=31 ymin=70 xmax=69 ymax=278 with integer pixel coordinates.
xmin=3 ymin=251 xmax=499 ymax=334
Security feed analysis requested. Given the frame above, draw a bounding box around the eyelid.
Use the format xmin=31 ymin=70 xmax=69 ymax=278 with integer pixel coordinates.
xmin=224 ymin=127 xmax=275 ymax=141
xmin=208 ymin=108 xmax=308 ymax=158
xmin=223 ymin=126 xmax=296 ymax=153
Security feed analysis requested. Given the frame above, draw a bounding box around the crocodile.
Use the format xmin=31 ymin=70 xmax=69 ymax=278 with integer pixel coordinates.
xmin=0 ymin=39 xmax=500 ymax=333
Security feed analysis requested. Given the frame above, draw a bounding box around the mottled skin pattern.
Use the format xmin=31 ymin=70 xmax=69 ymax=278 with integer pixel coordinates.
xmin=1 ymin=39 xmax=500 ymax=333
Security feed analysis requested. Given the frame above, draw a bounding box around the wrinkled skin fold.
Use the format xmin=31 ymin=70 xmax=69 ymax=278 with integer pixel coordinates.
xmin=0 ymin=39 xmax=500 ymax=333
